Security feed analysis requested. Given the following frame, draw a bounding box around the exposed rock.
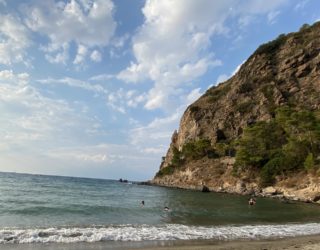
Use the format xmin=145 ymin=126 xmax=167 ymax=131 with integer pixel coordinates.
xmin=152 ymin=22 xmax=320 ymax=203
xmin=201 ymin=185 xmax=210 ymax=192
xmin=262 ymin=186 xmax=278 ymax=195
xmin=288 ymin=86 xmax=299 ymax=94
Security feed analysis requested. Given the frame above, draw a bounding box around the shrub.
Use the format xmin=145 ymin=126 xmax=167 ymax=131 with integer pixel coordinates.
xmin=261 ymin=85 xmax=274 ymax=100
xmin=155 ymin=165 xmax=175 ymax=177
xmin=282 ymin=139 xmax=309 ymax=170
xmin=260 ymin=156 xmax=285 ymax=186
xmin=207 ymin=84 xmax=231 ymax=103
xmin=299 ymin=23 xmax=310 ymax=32
xmin=238 ymin=82 xmax=253 ymax=94
xmin=182 ymin=138 xmax=212 ymax=160
xmin=171 ymin=147 xmax=184 ymax=166
xmin=304 ymin=153 xmax=314 ymax=170
xmin=235 ymin=106 xmax=320 ymax=186
xmin=236 ymin=101 xmax=255 ymax=114
xmin=189 ymin=106 xmax=200 ymax=113
xmin=215 ymin=142 xmax=236 ymax=157
xmin=255 ymin=33 xmax=287 ymax=56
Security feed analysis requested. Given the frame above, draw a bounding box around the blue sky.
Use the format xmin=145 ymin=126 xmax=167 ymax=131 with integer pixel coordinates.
xmin=0 ymin=0 xmax=319 ymax=180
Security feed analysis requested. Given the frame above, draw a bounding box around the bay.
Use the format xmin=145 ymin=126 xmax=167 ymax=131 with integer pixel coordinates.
xmin=0 ymin=172 xmax=320 ymax=244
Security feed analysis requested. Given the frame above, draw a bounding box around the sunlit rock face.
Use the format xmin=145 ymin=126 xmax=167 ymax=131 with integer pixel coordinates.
xmin=153 ymin=22 xmax=320 ymax=203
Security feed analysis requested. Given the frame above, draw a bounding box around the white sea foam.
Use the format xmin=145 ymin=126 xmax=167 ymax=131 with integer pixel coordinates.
xmin=1 ymin=223 xmax=320 ymax=244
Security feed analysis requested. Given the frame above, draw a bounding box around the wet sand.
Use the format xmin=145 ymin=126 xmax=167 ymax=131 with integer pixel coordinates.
xmin=0 ymin=235 xmax=320 ymax=250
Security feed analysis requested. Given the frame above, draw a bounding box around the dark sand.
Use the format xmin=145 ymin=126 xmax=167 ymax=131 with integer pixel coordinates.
xmin=1 ymin=235 xmax=320 ymax=250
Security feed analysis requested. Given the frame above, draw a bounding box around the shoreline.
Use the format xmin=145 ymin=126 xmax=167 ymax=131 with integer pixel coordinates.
xmin=145 ymin=181 xmax=320 ymax=205
xmin=0 ymin=235 xmax=320 ymax=250
xmin=143 ymin=235 xmax=320 ymax=250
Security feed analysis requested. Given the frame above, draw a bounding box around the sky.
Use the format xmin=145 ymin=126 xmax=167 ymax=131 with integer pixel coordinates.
xmin=0 ymin=0 xmax=319 ymax=180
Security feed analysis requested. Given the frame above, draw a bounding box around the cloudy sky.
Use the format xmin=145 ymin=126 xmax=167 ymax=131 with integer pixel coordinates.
xmin=0 ymin=0 xmax=319 ymax=180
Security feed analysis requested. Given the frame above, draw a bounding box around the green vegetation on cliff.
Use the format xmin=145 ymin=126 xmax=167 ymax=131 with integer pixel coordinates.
xmin=156 ymin=139 xmax=215 ymax=177
xmin=157 ymin=106 xmax=320 ymax=184
xmin=235 ymin=106 xmax=320 ymax=186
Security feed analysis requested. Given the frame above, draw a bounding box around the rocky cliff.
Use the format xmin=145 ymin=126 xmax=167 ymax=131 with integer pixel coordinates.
xmin=152 ymin=22 xmax=320 ymax=203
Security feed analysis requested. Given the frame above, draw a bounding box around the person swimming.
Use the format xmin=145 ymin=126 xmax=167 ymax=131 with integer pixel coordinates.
xmin=248 ymin=197 xmax=256 ymax=206
xmin=163 ymin=206 xmax=170 ymax=211
xmin=141 ymin=200 xmax=145 ymax=206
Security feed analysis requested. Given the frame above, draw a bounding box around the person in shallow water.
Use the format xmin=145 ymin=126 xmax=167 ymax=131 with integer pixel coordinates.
xmin=248 ymin=197 xmax=256 ymax=206
xmin=164 ymin=206 xmax=170 ymax=211
xmin=141 ymin=200 xmax=145 ymax=207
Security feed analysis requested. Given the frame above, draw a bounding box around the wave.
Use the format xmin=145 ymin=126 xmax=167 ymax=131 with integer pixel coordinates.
xmin=1 ymin=223 xmax=320 ymax=244
xmin=7 ymin=204 xmax=133 ymax=216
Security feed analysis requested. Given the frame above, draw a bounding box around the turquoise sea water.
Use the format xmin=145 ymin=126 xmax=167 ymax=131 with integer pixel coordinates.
xmin=0 ymin=172 xmax=320 ymax=244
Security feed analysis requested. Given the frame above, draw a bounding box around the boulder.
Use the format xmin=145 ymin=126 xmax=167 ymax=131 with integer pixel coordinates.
xmin=202 ymin=185 xmax=210 ymax=192
xmin=262 ymin=186 xmax=278 ymax=195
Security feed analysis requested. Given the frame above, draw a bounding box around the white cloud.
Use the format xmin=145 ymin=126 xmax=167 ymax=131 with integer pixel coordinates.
xmin=106 ymin=88 xmax=147 ymax=113
xmin=215 ymin=60 xmax=245 ymax=85
xmin=47 ymin=143 xmax=158 ymax=164
xmin=127 ymin=93 xmax=147 ymax=108
xmin=117 ymin=62 xmax=147 ymax=83
xmin=238 ymin=15 xmax=255 ymax=28
xmin=25 ymin=0 xmax=116 ymax=64
xmin=73 ymin=44 xmax=88 ymax=64
xmin=232 ymin=60 xmax=245 ymax=76
xmin=118 ymin=1 xmax=231 ymax=110
xmin=0 ymin=15 xmax=31 ymax=65
xmin=0 ymin=71 xmax=99 ymax=148
xmin=111 ymin=33 xmax=130 ymax=48
xmin=186 ymin=88 xmax=202 ymax=103
xmin=42 ymin=42 xmax=70 ymax=64
xmin=294 ymin=0 xmax=309 ymax=11
xmin=90 ymin=50 xmax=102 ymax=62
xmin=130 ymin=111 xmax=181 ymax=148
xmin=89 ymin=73 xmax=114 ymax=81
xmin=267 ymin=10 xmax=280 ymax=24
xmin=118 ymin=0 xmax=287 ymax=110
xmin=48 ymin=145 xmax=110 ymax=163
xmin=38 ymin=77 xmax=108 ymax=94
xmin=216 ymin=74 xmax=229 ymax=84
xmin=129 ymin=87 xmax=202 ymax=154
xmin=234 ymin=0 xmax=287 ymax=27
xmin=40 ymin=143 xmax=159 ymax=179
xmin=0 ymin=70 xmax=29 ymax=85
xmin=143 ymin=147 xmax=167 ymax=155
xmin=241 ymin=0 xmax=288 ymax=14
xmin=0 ymin=70 xmax=131 ymax=177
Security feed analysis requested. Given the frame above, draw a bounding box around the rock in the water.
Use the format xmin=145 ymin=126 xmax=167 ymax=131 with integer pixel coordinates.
xmin=202 ymin=185 xmax=210 ymax=192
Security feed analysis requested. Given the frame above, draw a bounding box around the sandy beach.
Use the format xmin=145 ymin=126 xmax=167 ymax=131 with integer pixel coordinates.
xmin=144 ymin=235 xmax=320 ymax=250
xmin=0 ymin=235 xmax=320 ymax=250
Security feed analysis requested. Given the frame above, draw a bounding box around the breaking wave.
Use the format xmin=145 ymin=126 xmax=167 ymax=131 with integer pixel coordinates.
xmin=1 ymin=223 xmax=320 ymax=244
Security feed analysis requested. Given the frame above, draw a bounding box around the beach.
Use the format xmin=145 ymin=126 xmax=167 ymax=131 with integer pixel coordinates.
xmin=0 ymin=235 xmax=320 ymax=250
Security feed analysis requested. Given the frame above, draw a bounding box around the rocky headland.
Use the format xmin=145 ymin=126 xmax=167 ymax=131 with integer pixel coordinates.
xmin=152 ymin=22 xmax=320 ymax=203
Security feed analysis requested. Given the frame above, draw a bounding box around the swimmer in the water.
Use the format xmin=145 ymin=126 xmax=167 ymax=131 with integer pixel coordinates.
xmin=141 ymin=200 xmax=145 ymax=207
xmin=164 ymin=206 xmax=170 ymax=211
xmin=248 ymin=197 xmax=256 ymax=206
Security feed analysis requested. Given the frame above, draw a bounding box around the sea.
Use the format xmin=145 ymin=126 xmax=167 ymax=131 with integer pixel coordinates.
xmin=0 ymin=172 xmax=320 ymax=248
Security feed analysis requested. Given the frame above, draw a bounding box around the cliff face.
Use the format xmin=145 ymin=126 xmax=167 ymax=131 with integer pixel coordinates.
xmin=152 ymin=22 xmax=320 ymax=203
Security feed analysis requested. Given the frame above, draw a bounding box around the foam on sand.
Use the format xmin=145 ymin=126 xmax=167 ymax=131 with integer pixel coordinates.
xmin=1 ymin=223 xmax=320 ymax=244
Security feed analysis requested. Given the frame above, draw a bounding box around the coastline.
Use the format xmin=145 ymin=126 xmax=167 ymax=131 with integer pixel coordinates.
xmin=0 ymin=235 xmax=320 ymax=250
xmin=146 ymin=180 xmax=320 ymax=205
